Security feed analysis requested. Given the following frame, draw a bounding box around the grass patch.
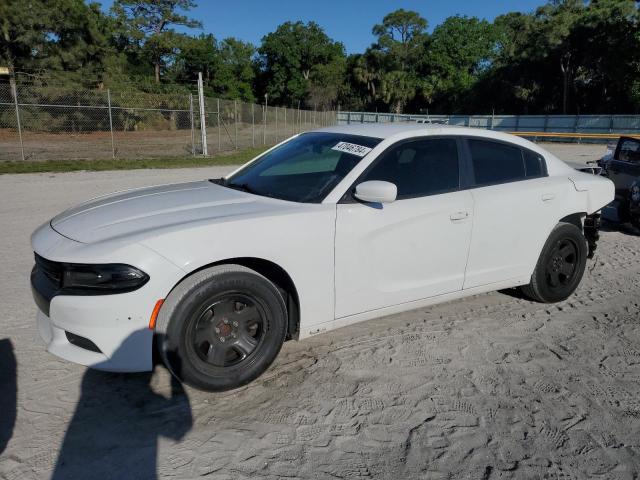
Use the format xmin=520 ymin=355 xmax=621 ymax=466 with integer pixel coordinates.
xmin=0 ymin=147 xmax=269 ymax=174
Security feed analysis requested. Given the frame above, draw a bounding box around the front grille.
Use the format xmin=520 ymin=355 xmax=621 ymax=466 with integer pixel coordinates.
xmin=34 ymin=253 xmax=63 ymax=287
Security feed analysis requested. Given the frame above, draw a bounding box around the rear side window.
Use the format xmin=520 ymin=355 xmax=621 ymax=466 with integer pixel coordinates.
xmin=523 ymin=150 xmax=545 ymax=177
xmin=361 ymin=138 xmax=459 ymax=199
xmin=469 ymin=139 xmax=546 ymax=186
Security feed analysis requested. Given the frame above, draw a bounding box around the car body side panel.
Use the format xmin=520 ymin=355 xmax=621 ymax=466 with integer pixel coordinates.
xmin=607 ymin=160 xmax=640 ymax=196
xmin=140 ymin=205 xmax=337 ymax=338
xmin=464 ymin=176 xmax=577 ymax=289
xmin=568 ymin=171 xmax=616 ymax=214
xmin=334 ymin=190 xmax=473 ymax=318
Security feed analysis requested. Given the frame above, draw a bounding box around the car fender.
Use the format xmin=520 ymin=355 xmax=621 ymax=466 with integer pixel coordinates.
xmin=141 ymin=204 xmax=337 ymax=336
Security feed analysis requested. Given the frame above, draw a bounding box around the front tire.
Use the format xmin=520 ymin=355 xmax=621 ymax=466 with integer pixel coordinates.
xmin=155 ymin=265 xmax=287 ymax=391
xmin=521 ymin=222 xmax=588 ymax=303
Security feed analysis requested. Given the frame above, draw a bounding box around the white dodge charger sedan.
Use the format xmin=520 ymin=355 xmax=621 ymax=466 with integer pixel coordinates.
xmin=31 ymin=124 xmax=614 ymax=391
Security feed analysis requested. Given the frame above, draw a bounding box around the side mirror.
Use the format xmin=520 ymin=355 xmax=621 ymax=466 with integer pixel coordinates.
xmin=354 ymin=180 xmax=397 ymax=204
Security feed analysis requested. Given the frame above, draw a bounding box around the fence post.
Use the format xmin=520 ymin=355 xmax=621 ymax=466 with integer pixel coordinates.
xmin=189 ymin=94 xmax=196 ymax=156
xmin=234 ymin=99 xmax=238 ymax=150
xmin=11 ymin=82 xmax=25 ymax=161
xmin=275 ymin=106 xmax=278 ymax=142
xmin=284 ymin=108 xmax=287 ymax=139
xmin=251 ymin=103 xmax=255 ymax=148
xmin=217 ymin=98 xmax=221 ymax=152
xmin=263 ymin=96 xmax=267 ymax=145
xmin=197 ymin=72 xmax=208 ymax=156
xmin=106 ymin=89 xmax=116 ymax=159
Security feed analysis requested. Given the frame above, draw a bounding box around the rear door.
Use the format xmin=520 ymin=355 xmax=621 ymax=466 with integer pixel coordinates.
xmin=334 ymin=137 xmax=474 ymax=318
xmin=609 ymin=137 xmax=640 ymax=195
xmin=463 ymin=138 xmax=568 ymax=289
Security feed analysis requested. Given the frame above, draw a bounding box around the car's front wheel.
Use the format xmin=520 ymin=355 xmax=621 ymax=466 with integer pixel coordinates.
xmin=521 ymin=222 xmax=588 ymax=303
xmin=155 ymin=264 xmax=287 ymax=391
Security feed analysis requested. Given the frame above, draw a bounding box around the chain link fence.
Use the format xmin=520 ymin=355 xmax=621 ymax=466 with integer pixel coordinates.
xmin=0 ymin=83 xmax=338 ymax=162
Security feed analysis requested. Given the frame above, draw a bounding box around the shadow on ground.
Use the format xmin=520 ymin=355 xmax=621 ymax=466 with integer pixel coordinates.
xmin=0 ymin=338 xmax=17 ymax=456
xmin=51 ymin=341 xmax=192 ymax=480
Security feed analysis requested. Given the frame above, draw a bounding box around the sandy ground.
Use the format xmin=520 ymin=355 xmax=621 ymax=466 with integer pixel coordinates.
xmin=1 ymin=143 xmax=640 ymax=479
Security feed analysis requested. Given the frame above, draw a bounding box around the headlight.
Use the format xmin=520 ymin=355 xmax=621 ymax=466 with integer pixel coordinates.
xmin=62 ymin=264 xmax=149 ymax=293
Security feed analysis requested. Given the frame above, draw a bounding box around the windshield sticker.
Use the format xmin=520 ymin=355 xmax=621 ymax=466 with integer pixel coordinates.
xmin=331 ymin=142 xmax=373 ymax=157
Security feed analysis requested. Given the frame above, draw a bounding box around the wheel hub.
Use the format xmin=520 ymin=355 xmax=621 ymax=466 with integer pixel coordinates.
xmin=217 ymin=320 xmax=233 ymax=338
xmin=191 ymin=294 xmax=264 ymax=367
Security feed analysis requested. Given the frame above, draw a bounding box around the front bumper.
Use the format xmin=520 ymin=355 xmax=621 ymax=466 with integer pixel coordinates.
xmin=35 ymin=297 xmax=155 ymax=372
xmin=31 ymin=223 xmax=186 ymax=372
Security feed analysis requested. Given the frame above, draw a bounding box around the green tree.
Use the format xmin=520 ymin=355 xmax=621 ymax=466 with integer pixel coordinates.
xmin=258 ymin=21 xmax=346 ymax=106
xmin=213 ymin=38 xmax=256 ymax=102
xmin=0 ymin=0 xmax=111 ymax=86
xmin=360 ymin=9 xmax=429 ymax=113
xmin=112 ymin=0 xmax=201 ymax=83
xmin=173 ymin=34 xmax=219 ymax=84
xmin=372 ymin=8 xmax=428 ymax=70
xmin=421 ymin=16 xmax=497 ymax=112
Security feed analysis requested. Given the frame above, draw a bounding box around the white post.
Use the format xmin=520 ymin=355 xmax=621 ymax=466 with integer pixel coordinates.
xmin=197 ymin=72 xmax=208 ymax=156
xmin=11 ymin=82 xmax=25 ymax=161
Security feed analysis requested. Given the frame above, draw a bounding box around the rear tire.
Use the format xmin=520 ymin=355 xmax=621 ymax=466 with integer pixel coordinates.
xmin=521 ymin=222 xmax=588 ymax=303
xmin=155 ymin=264 xmax=287 ymax=391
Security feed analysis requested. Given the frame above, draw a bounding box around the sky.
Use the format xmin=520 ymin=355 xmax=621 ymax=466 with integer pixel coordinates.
xmin=97 ymin=0 xmax=546 ymax=54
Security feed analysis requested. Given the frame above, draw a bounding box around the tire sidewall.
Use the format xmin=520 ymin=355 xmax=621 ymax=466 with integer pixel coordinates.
xmin=157 ymin=266 xmax=287 ymax=391
xmin=533 ymin=223 xmax=588 ymax=303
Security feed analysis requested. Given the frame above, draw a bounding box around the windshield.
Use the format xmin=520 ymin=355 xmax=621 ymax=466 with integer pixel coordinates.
xmin=222 ymin=132 xmax=382 ymax=203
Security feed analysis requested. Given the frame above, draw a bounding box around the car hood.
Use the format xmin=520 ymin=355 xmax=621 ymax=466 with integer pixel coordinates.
xmin=50 ymin=180 xmax=297 ymax=244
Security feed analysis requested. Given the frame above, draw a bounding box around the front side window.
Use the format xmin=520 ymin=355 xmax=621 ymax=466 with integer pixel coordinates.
xmin=618 ymin=139 xmax=640 ymax=163
xmin=359 ymin=138 xmax=460 ymax=199
xmin=223 ymin=132 xmax=381 ymax=203
xmin=469 ymin=139 xmax=546 ymax=186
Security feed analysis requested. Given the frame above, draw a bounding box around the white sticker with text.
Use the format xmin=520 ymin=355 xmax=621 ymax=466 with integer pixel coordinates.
xmin=331 ymin=141 xmax=372 ymax=157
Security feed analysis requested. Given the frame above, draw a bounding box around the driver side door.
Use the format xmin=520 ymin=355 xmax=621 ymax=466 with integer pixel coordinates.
xmin=334 ymin=137 xmax=474 ymax=318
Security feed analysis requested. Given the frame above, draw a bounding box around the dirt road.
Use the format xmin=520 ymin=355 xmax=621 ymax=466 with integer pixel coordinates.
xmin=1 ymin=145 xmax=640 ymax=479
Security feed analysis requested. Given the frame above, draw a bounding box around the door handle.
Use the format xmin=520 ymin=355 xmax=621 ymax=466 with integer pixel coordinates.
xmin=450 ymin=211 xmax=469 ymax=221
xmin=542 ymin=193 xmax=555 ymax=202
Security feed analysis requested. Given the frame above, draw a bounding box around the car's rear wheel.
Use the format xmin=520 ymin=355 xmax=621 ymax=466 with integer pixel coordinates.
xmin=521 ymin=222 xmax=588 ymax=303
xmin=155 ymin=264 xmax=287 ymax=391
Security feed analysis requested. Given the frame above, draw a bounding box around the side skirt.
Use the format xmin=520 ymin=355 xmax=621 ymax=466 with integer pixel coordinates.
xmin=299 ymin=275 xmax=530 ymax=340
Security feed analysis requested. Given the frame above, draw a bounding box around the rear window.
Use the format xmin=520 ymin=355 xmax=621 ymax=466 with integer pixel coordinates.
xmin=469 ymin=139 xmax=546 ymax=186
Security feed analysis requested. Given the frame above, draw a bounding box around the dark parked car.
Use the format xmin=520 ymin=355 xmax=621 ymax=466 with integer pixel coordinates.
xmin=598 ymin=136 xmax=640 ymax=228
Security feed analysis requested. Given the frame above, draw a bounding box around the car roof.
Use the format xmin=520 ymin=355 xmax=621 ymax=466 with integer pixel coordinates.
xmin=316 ymin=122 xmax=455 ymax=139
xmin=314 ymin=122 xmax=575 ymax=177
xmin=316 ymin=122 xmax=525 ymax=144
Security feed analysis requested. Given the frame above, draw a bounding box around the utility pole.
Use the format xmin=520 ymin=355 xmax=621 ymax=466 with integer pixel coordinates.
xmin=197 ymin=72 xmax=208 ymax=156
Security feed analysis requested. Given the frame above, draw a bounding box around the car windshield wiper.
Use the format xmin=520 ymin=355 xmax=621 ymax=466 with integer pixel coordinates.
xmin=225 ymin=182 xmax=261 ymax=195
